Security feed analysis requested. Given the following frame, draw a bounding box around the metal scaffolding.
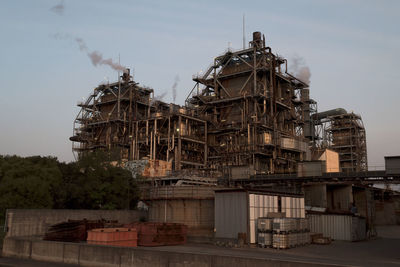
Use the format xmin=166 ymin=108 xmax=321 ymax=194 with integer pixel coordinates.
xmin=312 ymin=110 xmax=368 ymax=172
xmin=70 ymin=31 xmax=367 ymax=178
xmin=185 ymin=32 xmax=310 ymax=175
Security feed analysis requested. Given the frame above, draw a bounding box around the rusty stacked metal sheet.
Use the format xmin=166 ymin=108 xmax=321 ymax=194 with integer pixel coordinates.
xmin=43 ymin=219 xmax=106 ymax=242
xmin=125 ymin=222 xmax=188 ymax=246
xmin=87 ymin=228 xmax=138 ymax=247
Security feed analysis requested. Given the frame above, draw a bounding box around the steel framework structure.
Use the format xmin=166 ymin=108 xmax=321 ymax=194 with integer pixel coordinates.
xmin=329 ymin=113 xmax=368 ymax=171
xmin=185 ymin=32 xmax=310 ymax=175
xmin=70 ymin=31 xmax=367 ymax=177
xmin=312 ymin=111 xmax=368 ymax=171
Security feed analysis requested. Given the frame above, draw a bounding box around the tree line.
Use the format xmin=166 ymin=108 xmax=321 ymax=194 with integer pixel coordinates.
xmin=0 ymin=152 xmax=140 ymax=222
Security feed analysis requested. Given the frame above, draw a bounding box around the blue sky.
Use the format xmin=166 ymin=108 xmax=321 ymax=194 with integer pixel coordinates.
xmin=0 ymin=0 xmax=399 ymax=168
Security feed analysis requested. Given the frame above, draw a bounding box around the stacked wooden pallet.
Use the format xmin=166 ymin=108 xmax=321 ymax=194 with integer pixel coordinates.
xmin=310 ymin=233 xmax=332 ymax=245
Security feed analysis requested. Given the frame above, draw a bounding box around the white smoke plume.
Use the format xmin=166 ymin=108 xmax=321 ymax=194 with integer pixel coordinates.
xmin=172 ymin=75 xmax=180 ymax=103
xmin=49 ymin=32 xmax=70 ymax=40
xmin=50 ymin=0 xmax=65 ymax=16
xmin=49 ymin=2 xmax=127 ymax=73
xmin=50 ymin=34 xmax=127 ymax=72
xmin=289 ymin=55 xmax=311 ymax=85
xmin=75 ymin=37 xmax=87 ymax=51
xmin=74 ymin=38 xmax=127 ymax=72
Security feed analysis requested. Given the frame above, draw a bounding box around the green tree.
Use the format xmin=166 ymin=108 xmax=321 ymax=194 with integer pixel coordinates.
xmin=58 ymin=151 xmax=139 ymax=210
xmin=0 ymin=156 xmax=62 ymax=221
xmin=0 ymin=152 xmax=140 ymax=220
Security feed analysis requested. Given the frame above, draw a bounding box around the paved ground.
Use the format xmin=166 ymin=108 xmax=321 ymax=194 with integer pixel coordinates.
xmin=0 ymin=225 xmax=399 ymax=266
xmin=141 ymin=225 xmax=400 ymax=266
xmin=144 ymin=236 xmax=400 ymax=266
xmin=0 ymin=257 xmax=77 ymax=267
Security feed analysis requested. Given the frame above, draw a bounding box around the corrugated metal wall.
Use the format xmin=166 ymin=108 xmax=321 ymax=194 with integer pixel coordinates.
xmin=307 ymin=214 xmax=366 ymax=241
xmin=215 ymin=192 xmax=247 ymax=239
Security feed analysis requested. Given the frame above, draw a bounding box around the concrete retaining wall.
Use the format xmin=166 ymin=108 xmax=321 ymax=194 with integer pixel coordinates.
xmin=375 ymin=197 xmax=400 ymax=225
xmin=5 ymin=209 xmax=147 ymax=238
xmin=148 ymin=199 xmax=214 ymax=237
xmin=2 ymin=237 xmax=330 ymax=267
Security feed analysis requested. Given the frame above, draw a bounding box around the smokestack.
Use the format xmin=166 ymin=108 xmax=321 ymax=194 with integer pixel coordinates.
xmin=252 ymin=31 xmax=262 ymax=47
xmin=122 ymin=68 xmax=130 ymax=82
xmin=302 ymin=89 xmax=315 ymax=140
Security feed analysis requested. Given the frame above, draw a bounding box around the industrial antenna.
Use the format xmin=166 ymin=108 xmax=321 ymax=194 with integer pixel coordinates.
xmin=117 ymin=53 xmax=121 ymax=119
xmin=242 ymin=14 xmax=246 ymax=49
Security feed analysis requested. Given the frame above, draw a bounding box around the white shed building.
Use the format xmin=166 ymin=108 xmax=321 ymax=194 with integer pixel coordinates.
xmin=215 ymin=189 xmax=305 ymax=243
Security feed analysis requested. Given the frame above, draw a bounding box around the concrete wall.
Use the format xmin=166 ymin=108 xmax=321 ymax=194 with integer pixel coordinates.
xmin=5 ymin=209 xmax=147 ymax=238
xmin=2 ymin=237 xmax=330 ymax=267
xmin=297 ymin=161 xmax=324 ymax=177
xmin=146 ymin=186 xmax=215 ymax=237
xmin=353 ymin=188 xmax=375 ymax=221
xmin=327 ymin=185 xmax=353 ymax=212
xmin=148 ymin=199 xmax=214 ymax=237
xmin=375 ymin=198 xmax=400 ymax=225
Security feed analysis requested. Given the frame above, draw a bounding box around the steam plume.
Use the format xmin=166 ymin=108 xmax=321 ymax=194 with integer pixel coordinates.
xmin=49 ymin=2 xmax=127 ymax=73
xmin=50 ymin=34 xmax=127 ymax=72
xmin=50 ymin=0 xmax=64 ymax=16
xmin=151 ymin=91 xmax=168 ymax=105
xmin=74 ymin=38 xmax=127 ymax=72
xmin=172 ymin=75 xmax=180 ymax=103
xmin=289 ymin=55 xmax=311 ymax=85
xmin=75 ymin=37 xmax=87 ymax=51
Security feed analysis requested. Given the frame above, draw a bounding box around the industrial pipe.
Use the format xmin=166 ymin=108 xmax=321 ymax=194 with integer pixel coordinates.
xmin=311 ymin=108 xmax=347 ymax=121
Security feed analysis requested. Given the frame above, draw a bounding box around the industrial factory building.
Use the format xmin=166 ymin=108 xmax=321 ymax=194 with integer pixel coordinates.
xmin=69 ymin=31 xmax=398 ymax=243
xmin=70 ymin=31 xmax=367 ymax=176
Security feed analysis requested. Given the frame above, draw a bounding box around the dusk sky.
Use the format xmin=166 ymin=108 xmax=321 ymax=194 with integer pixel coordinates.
xmin=1 ymin=0 xmax=399 ymax=168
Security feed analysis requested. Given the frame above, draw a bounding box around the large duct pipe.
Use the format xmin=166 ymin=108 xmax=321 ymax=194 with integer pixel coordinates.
xmin=312 ymin=108 xmax=347 ymax=121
